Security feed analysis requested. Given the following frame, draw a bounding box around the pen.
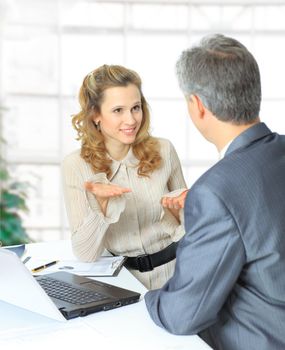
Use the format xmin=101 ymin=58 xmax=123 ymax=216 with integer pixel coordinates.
xmin=31 ymin=260 xmax=59 ymax=273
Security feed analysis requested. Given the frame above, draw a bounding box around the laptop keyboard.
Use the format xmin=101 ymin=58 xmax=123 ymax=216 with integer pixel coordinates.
xmin=37 ymin=276 xmax=109 ymax=305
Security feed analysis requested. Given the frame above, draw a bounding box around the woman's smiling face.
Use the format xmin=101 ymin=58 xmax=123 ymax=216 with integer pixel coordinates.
xmin=94 ymin=84 xmax=143 ymax=151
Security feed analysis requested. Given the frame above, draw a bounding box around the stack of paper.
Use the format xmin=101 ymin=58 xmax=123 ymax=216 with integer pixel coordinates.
xmin=27 ymin=256 xmax=126 ymax=277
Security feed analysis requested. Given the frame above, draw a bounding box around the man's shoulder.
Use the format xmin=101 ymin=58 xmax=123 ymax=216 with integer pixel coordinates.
xmin=191 ymin=133 xmax=285 ymax=200
xmin=190 ymin=154 xmax=246 ymax=197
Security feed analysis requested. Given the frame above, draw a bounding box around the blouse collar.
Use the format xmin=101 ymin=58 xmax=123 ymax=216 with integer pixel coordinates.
xmin=109 ymin=147 xmax=139 ymax=180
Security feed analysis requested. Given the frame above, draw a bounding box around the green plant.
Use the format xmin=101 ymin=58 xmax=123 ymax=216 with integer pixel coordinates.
xmin=0 ymin=108 xmax=31 ymax=246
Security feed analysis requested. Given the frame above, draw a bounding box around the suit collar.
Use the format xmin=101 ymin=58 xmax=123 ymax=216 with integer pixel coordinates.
xmin=225 ymin=122 xmax=272 ymax=157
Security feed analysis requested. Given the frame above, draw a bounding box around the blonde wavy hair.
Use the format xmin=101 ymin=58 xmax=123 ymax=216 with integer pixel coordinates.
xmin=72 ymin=65 xmax=162 ymax=178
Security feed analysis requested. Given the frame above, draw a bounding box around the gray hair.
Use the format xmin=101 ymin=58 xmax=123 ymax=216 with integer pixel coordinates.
xmin=176 ymin=34 xmax=261 ymax=124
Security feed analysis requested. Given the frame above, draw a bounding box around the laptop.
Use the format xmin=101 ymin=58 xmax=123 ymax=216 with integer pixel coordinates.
xmin=0 ymin=248 xmax=141 ymax=321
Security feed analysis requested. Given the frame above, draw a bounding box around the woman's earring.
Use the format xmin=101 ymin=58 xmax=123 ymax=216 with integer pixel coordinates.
xmin=95 ymin=121 xmax=101 ymax=132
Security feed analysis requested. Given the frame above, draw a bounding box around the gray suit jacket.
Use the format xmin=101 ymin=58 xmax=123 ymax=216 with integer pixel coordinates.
xmin=145 ymin=123 xmax=285 ymax=350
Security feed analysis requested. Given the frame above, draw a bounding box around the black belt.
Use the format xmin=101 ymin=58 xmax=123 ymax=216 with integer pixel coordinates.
xmin=124 ymin=241 xmax=179 ymax=273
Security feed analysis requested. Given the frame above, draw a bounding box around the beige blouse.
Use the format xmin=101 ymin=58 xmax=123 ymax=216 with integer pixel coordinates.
xmin=61 ymin=138 xmax=187 ymax=290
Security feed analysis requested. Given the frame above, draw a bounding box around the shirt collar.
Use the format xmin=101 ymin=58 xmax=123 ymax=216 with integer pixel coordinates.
xmin=219 ymin=139 xmax=233 ymax=159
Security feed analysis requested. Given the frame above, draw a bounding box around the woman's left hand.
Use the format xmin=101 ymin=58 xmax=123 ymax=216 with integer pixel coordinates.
xmin=161 ymin=190 xmax=188 ymax=209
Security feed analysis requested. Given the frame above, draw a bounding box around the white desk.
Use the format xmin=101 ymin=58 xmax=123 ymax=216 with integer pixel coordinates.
xmin=0 ymin=240 xmax=212 ymax=350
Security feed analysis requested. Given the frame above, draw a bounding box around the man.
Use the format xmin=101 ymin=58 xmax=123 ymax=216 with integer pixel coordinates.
xmin=144 ymin=34 xmax=285 ymax=350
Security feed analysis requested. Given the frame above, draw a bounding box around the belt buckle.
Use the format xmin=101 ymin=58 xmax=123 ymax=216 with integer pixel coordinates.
xmin=136 ymin=254 xmax=153 ymax=272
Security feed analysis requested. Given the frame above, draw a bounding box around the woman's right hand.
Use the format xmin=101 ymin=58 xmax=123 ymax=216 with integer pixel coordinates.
xmin=84 ymin=182 xmax=132 ymax=198
xmin=85 ymin=182 xmax=131 ymax=215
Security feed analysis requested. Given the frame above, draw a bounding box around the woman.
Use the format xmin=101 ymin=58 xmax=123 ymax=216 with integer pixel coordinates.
xmin=62 ymin=64 xmax=188 ymax=289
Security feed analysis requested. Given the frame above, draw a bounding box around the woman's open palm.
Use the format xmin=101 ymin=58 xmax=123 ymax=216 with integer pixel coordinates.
xmin=84 ymin=182 xmax=132 ymax=199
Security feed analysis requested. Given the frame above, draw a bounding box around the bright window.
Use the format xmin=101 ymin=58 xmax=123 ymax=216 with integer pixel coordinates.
xmin=1 ymin=0 xmax=285 ymax=241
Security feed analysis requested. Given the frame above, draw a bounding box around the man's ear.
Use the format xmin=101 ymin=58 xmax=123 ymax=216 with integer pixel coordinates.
xmin=190 ymin=94 xmax=206 ymax=119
